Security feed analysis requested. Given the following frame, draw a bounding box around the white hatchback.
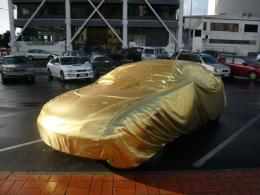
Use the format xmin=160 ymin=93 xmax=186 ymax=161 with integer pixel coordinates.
xmin=47 ymin=56 xmax=94 ymax=82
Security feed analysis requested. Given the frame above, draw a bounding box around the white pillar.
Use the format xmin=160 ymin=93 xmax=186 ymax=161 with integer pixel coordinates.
xmin=7 ymin=0 xmax=17 ymax=53
xmin=177 ymin=0 xmax=184 ymax=50
xmin=65 ymin=0 xmax=72 ymax=51
xmin=122 ymin=0 xmax=128 ymax=48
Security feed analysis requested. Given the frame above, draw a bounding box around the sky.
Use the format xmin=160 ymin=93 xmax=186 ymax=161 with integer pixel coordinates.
xmin=0 ymin=0 xmax=209 ymax=34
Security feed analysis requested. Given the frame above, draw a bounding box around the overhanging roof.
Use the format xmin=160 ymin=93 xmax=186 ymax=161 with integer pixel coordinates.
xmin=13 ymin=0 xmax=179 ymax=6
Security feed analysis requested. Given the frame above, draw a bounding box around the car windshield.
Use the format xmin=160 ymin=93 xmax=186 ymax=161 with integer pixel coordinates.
xmin=77 ymin=57 xmax=90 ymax=64
xmin=144 ymin=49 xmax=154 ymax=55
xmin=158 ymin=48 xmax=167 ymax=54
xmin=4 ymin=56 xmax=28 ymax=64
xmin=201 ymin=55 xmax=218 ymax=64
xmin=60 ymin=57 xmax=77 ymax=65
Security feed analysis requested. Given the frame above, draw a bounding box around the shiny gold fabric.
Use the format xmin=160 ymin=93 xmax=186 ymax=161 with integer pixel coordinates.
xmin=37 ymin=60 xmax=226 ymax=168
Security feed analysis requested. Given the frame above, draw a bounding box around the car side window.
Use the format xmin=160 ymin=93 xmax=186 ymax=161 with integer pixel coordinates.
xmin=55 ymin=58 xmax=60 ymax=64
xmin=190 ymin=55 xmax=202 ymax=63
xmin=225 ymin=57 xmax=233 ymax=63
xmin=178 ymin=54 xmax=202 ymax=63
xmin=178 ymin=54 xmax=190 ymax=61
xmin=234 ymin=58 xmax=246 ymax=65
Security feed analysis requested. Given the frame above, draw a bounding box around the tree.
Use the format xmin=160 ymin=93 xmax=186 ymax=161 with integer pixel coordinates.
xmin=0 ymin=31 xmax=10 ymax=48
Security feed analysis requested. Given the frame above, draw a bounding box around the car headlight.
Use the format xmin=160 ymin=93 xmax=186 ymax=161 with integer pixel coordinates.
xmin=65 ymin=70 xmax=75 ymax=73
xmin=3 ymin=67 xmax=13 ymax=72
xmin=214 ymin=68 xmax=221 ymax=73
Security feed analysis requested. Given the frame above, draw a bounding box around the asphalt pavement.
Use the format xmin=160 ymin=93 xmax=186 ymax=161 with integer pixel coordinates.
xmin=0 ymin=75 xmax=259 ymax=173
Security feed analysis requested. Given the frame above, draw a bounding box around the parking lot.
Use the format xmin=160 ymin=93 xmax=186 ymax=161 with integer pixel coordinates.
xmin=0 ymin=73 xmax=259 ymax=173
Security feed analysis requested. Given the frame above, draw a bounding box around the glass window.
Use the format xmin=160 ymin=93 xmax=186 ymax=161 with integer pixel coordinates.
xmin=225 ymin=57 xmax=233 ymax=63
xmin=209 ymin=39 xmax=256 ymax=45
xmin=195 ymin=30 xmax=202 ymax=37
xmin=178 ymin=54 xmax=202 ymax=63
xmin=60 ymin=57 xmax=77 ymax=65
xmin=203 ymin=22 xmax=207 ymax=30
xmin=171 ymin=52 xmax=178 ymax=59
xmin=189 ymin=55 xmax=202 ymax=63
xmin=4 ymin=56 xmax=28 ymax=64
xmin=210 ymin=23 xmax=238 ymax=32
xmin=244 ymin=24 xmax=258 ymax=33
xmin=201 ymin=55 xmax=218 ymax=64
xmin=144 ymin=49 xmax=155 ymax=55
xmin=234 ymin=58 xmax=246 ymax=65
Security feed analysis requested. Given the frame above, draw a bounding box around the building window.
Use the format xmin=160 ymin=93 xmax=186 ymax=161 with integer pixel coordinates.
xmin=244 ymin=24 xmax=258 ymax=32
xmin=210 ymin=23 xmax=238 ymax=32
xmin=203 ymin=22 xmax=207 ymax=30
xmin=209 ymin=39 xmax=256 ymax=45
xmin=195 ymin=30 xmax=201 ymax=37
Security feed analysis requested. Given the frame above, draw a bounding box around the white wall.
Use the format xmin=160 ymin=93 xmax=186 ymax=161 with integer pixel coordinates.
xmin=184 ymin=17 xmax=260 ymax=56
xmin=13 ymin=41 xmax=66 ymax=55
xmin=209 ymin=0 xmax=260 ymax=17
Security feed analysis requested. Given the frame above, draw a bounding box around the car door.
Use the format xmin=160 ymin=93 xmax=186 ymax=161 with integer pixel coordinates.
xmin=52 ymin=58 xmax=61 ymax=77
xmin=233 ymin=57 xmax=251 ymax=76
xmin=222 ymin=56 xmax=236 ymax=75
xmin=92 ymin=57 xmax=104 ymax=75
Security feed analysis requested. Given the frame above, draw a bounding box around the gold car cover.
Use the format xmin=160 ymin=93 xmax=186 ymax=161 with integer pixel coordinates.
xmin=37 ymin=60 xmax=226 ymax=168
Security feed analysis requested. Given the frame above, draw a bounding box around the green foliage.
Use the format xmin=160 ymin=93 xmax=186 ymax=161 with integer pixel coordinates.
xmin=0 ymin=31 xmax=10 ymax=48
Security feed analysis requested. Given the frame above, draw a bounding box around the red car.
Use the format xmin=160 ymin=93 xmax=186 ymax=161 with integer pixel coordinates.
xmin=218 ymin=55 xmax=260 ymax=81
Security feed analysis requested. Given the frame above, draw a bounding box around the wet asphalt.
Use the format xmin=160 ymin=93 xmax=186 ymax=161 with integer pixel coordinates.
xmin=0 ymin=74 xmax=259 ymax=173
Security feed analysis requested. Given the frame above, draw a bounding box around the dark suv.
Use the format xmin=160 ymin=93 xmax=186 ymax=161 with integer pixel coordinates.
xmin=218 ymin=55 xmax=260 ymax=81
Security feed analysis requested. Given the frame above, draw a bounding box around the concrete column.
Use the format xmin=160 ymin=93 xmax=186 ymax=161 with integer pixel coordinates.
xmin=122 ymin=0 xmax=128 ymax=48
xmin=65 ymin=0 xmax=72 ymax=51
xmin=177 ymin=0 xmax=184 ymax=50
xmin=7 ymin=0 xmax=17 ymax=53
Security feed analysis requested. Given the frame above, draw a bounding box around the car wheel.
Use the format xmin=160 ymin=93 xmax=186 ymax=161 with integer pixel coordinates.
xmin=145 ymin=148 xmax=165 ymax=167
xmin=248 ymin=72 xmax=258 ymax=81
xmin=28 ymin=56 xmax=33 ymax=61
xmin=60 ymin=71 xmax=65 ymax=82
xmin=30 ymin=76 xmax=35 ymax=83
xmin=1 ymin=75 xmax=7 ymax=84
xmin=209 ymin=115 xmax=221 ymax=126
xmin=48 ymin=69 xmax=53 ymax=80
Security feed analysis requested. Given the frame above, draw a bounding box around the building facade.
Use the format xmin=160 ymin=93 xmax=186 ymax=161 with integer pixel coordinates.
xmin=9 ymin=0 xmax=183 ymax=55
xmin=208 ymin=0 xmax=260 ymax=18
xmin=184 ymin=15 xmax=260 ymax=56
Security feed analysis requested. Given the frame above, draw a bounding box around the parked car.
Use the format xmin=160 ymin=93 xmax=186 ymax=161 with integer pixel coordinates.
xmin=1 ymin=55 xmax=35 ymax=84
xmin=85 ymin=47 xmax=110 ymax=58
xmin=47 ymin=56 xmax=94 ymax=82
xmin=172 ymin=52 xmax=231 ymax=77
xmin=37 ymin=60 xmax=226 ymax=169
xmin=25 ymin=49 xmax=56 ymax=60
xmin=63 ymin=50 xmax=90 ymax=57
xmin=141 ymin=47 xmax=169 ymax=60
xmin=112 ymin=48 xmax=142 ymax=63
xmin=218 ymin=55 xmax=260 ymax=81
xmin=90 ymin=55 xmax=118 ymax=78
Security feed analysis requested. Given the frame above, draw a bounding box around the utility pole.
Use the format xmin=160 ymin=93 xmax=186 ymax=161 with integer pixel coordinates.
xmin=188 ymin=0 xmax=193 ymax=51
xmin=177 ymin=0 xmax=184 ymax=50
xmin=65 ymin=0 xmax=72 ymax=51
xmin=122 ymin=0 xmax=128 ymax=48
xmin=7 ymin=0 xmax=16 ymax=53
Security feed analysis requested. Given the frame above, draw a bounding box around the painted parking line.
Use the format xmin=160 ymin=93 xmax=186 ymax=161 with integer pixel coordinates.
xmin=0 ymin=110 xmax=38 ymax=118
xmin=193 ymin=113 xmax=260 ymax=168
xmin=0 ymin=139 xmax=42 ymax=152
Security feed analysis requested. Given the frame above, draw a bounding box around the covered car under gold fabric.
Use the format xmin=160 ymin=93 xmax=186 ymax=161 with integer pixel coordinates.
xmin=37 ymin=60 xmax=226 ymax=169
